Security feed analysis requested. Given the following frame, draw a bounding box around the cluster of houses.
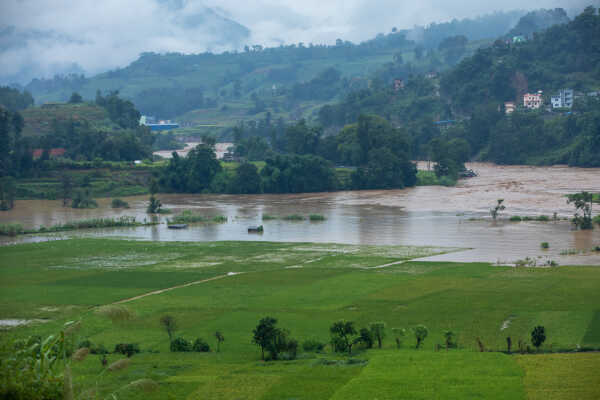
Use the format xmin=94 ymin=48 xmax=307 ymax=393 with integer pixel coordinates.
xmin=503 ymin=88 xmax=598 ymax=115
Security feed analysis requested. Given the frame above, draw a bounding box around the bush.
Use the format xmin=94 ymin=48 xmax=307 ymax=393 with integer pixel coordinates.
xmin=111 ymin=198 xmax=130 ymax=208
xmin=309 ymin=214 xmax=326 ymax=221
xmin=262 ymin=214 xmax=278 ymax=220
xmin=302 ymin=338 xmax=326 ymax=352
xmin=0 ymin=223 xmax=24 ymax=236
xmin=78 ymin=339 xmax=93 ymax=349
xmin=541 ymin=242 xmax=549 ymax=249
xmin=283 ymin=214 xmax=305 ymax=221
xmin=170 ymin=337 xmax=192 ymax=352
xmin=192 ymin=338 xmax=210 ymax=352
xmin=509 ymin=216 xmax=522 ymax=222
xmin=90 ymin=343 xmax=109 ymax=355
xmin=536 ymin=215 xmax=550 ymax=222
xmin=114 ymin=343 xmax=140 ymax=357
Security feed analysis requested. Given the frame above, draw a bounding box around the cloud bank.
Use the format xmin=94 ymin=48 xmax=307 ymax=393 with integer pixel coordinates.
xmin=0 ymin=0 xmax=596 ymax=84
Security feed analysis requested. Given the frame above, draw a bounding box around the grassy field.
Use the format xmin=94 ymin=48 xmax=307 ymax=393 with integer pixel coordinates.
xmin=1 ymin=239 xmax=599 ymax=399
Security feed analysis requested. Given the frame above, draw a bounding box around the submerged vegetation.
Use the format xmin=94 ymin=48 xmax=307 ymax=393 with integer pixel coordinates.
xmin=0 ymin=216 xmax=152 ymax=236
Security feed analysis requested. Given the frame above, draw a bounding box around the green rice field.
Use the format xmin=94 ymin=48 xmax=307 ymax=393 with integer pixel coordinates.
xmin=1 ymin=239 xmax=599 ymax=399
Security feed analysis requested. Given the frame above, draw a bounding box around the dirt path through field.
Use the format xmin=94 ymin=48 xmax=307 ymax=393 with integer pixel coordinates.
xmin=111 ymin=272 xmax=243 ymax=305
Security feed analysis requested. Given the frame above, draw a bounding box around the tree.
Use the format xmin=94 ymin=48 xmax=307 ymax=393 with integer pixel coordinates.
xmin=68 ymin=92 xmax=83 ymax=104
xmin=358 ymin=328 xmax=374 ymax=349
xmin=567 ymin=192 xmax=593 ymax=229
xmin=160 ymin=315 xmax=177 ymax=342
xmin=330 ymin=320 xmax=358 ymax=355
xmin=233 ymin=162 xmax=262 ymax=194
xmin=443 ymin=330 xmax=455 ymax=351
xmin=369 ymin=322 xmax=386 ymax=349
xmin=61 ymin=173 xmax=73 ymax=207
xmin=413 ymin=325 xmax=428 ymax=349
xmin=531 ymin=326 xmax=546 ymax=351
xmin=506 ymin=336 xmax=512 ymax=353
xmin=215 ymin=331 xmax=224 ymax=352
xmin=392 ymin=328 xmax=406 ymax=349
xmin=252 ymin=316 xmax=278 ymax=360
xmin=0 ymin=176 xmax=16 ymax=211
xmin=490 ymin=199 xmax=505 ymax=220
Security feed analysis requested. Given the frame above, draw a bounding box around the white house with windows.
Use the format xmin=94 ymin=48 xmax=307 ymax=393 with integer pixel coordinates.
xmin=551 ymin=89 xmax=574 ymax=109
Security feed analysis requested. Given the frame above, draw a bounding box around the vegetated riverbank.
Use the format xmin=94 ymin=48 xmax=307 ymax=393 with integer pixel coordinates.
xmin=1 ymin=239 xmax=599 ymax=399
xmin=0 ymin=216 xmax=156 ymax=236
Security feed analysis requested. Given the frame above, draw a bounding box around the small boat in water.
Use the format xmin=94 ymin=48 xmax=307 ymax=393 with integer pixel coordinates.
xmin=168 ymin=224 xmax=188 ymax=229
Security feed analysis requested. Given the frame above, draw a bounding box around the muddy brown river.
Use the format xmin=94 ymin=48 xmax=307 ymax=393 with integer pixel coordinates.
xmin=1 ymin=163 xmax=599 ymax=265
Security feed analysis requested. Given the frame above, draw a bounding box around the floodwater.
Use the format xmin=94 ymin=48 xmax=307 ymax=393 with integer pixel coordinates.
xmin=1 ymin=163 xmax=599 ymax=265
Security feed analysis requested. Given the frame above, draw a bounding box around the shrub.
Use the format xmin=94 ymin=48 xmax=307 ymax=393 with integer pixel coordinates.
xmin=114 ymin=343 xmax=140 ymax=357
xmin=541 ymin=242 xmax=549 ymax=249
xmin=531 ymin=326 xmax=546 ymax=350
xmin=509 ymin=216 xmax=522 ymax=222
xmin=0 ymin=223 xmax=24 ymax=236
xmin=309 ymin=214 xmax=326 ymax=221
xmin=262 ymin=214 xmax=278 ymax=220
xmin=283 ymin=214 xmax=305 ymax=221
xmin=192 ymin=338 xmax=210 ymax=352
xmin=90 ymin=344 xmax=109 ymax=355
xmin=302 ymin=338 xmax=326 ymax=352
xmin=111 ymin=198 xmax=130 ymax=208
xmin=78 ymin=339 xmax=93 ymax=349
xmin=536 ymin=215 xmax=550 ymax=222
xmin=170 ymin=337 xmax=192 ymax=352
xmin=212 ymin=215 xmax=227 ymax=223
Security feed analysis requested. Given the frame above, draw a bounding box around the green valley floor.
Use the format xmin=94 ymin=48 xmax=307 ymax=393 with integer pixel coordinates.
xmin=1 ymin=239 xmax=599 ymax=399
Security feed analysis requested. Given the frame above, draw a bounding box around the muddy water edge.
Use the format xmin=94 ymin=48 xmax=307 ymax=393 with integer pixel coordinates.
xmin=1 ymin=163 xmax=599 ymax=265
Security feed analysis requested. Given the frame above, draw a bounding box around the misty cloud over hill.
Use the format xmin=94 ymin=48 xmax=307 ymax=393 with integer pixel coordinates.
xmin=0 ymin=0 xmax=595 ymax=85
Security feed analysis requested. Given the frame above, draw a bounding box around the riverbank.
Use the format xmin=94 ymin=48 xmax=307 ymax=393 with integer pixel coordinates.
xmin=1 ymin=239 xmax=599 ymax=399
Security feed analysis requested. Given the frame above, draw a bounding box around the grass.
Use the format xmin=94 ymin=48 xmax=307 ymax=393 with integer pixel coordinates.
xmin=282 ymin=214 xmax=305 ymax=221
xmin=309 ymin=214 xmax=326 ymax=221
xmin=0 ymin=216 xmax=152 ymax=236
xmin=167 ymin=211 xmax=227 ymax=224
xmin=1 ymin=239 xmax=599 ymax=399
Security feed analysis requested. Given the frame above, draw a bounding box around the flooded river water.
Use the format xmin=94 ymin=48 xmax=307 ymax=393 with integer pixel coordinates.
xmin=1 ymin=163 xmax=599 ymax=265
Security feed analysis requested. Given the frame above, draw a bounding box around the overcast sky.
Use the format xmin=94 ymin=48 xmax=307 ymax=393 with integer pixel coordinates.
xmin=0 ymin=0 xmax=596 ymax=84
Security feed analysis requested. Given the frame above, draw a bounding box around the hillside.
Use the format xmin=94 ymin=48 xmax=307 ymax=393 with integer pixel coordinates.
xmin=21 ymin=9 xmax=570 ymax=129
xmin=20 ymin=103 xmax=112 ymax=137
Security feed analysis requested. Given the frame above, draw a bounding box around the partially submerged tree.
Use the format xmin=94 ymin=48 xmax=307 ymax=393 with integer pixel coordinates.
xmin=160 ymin=315 xmax=177 ymax=342
xmin=567 ymin=191 xmax=593 ymax=229
xmin=490 ymin=199 xmax=505 ymax=220
xmin=413 ymin=325 xmax=428 ymax=349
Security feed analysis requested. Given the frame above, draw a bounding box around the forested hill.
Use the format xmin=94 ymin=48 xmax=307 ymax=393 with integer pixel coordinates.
xmin=442 ymin=7 xmax=600 ymax=111
xmin=21 ymin=8 xmax=568 ymax=124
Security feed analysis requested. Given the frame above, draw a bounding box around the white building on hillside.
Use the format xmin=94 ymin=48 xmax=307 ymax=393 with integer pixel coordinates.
xmin=551 ymin=89 xmax=574 ymax=109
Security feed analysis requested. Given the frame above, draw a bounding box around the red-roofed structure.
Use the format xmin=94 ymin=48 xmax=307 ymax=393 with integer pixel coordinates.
xmin=32 ymin=148 xmax=66 ymax=159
